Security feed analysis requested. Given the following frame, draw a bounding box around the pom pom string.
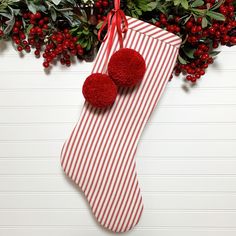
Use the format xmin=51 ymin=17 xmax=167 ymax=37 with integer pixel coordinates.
xmin=98 ymin=0 xmax=128 ymax=72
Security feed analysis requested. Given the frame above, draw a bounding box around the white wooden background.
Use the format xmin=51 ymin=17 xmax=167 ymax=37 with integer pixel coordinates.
xmin=0 ymin=40 xmax=236 ymax=236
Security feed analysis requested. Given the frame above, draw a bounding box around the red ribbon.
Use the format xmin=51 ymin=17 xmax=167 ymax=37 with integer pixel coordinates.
xmin=98 ymin=0 xmax=128 ymax=68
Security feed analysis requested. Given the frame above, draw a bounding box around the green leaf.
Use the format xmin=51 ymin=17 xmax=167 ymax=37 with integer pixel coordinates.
xmin=27 ymin=2 xmax=37 ymax=14
xmin=2 ymin=7 xmax=15 ymax=35
xmin=211 ymin=0 xmax=224 ymax=10
xmin=147 ymin=2 xmax=157 ymax=11
xmin=183 ymin=15 xmax=192 ymax=24
xmin=206 ymin=11 xmax=226 ymax=21
xmin=201 ymin=16 xmax=208 ymax=28
xmin=51 ymin=0 xmax=62 ymax=5
xmin=82 ymin=29 xmax=89 ymax=35
xmin=174 ymin=0 xmax=181 ymax=6
xmin=181 ymin=0 xmax=189 ymax=9
xmin=50 ymin=8 xmax=57 ymax=21
xmin=70 ymin=27 xmax=79 ymax=33
xmin=191 ymin=8 xmax=207 ymax=15
xmin=86 ymin=40 xmax=91 ymax=50
xmin=183 ymin=48 xmax=195 ymax=59
xmin=178 ymin=55 xmax=188 ymax=64
xmin=96 ymin=21 xmax=104 ymax=30
xmin=133 ymin=6 xmax=142 ymax=16
xmin=26 ymin=24 xmax=33 ymax=34
xmin=210 ymin=51 xmax=221 ymax=57
xmin=191 ymin=0 xmax=204 ymax=7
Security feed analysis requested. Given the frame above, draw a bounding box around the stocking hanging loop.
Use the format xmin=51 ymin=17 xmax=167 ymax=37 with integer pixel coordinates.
xmin=98 ymin=0 xmax=128 ymax=63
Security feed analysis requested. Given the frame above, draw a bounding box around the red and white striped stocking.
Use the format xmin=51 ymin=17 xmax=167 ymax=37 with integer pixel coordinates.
xmin=61 ymin=16 xmax=181 ymax=233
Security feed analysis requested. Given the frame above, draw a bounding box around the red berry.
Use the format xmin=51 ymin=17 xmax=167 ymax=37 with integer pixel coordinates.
xmin=15 ymin=39 xmax=21 ymax=45
xmin=65 ymin=60 xmax=71 ymax=66
xmin=43 ymin=61 xmax=49 ymax=68
xmin=35 ymin=12 xmax=42 ymax=19
xmin=30 ymin=28 xmax=36 ymax=34
xmin=38 ymin=19 xmax=44 ymax=26
xmin=215 ymin=31 xmax=221 ymax=38
xmin=22 ymin=40 xmax=28 ymax=46
xmin=51 ymin=35 xmax=57 ymax=41
xmin=25 ymin=45 xmax=31 ymax=52
xmin=208 ymin=27 xmax=215 ymax=34
xmin=34 ymin=50 xmax=40 ymax=56
xmin=20 ymin=33 xmax=26 ymax=40
xmin=219 ymin=6 xmax=227 ymax=15
xmin=186 ymin=75 xmax=192 ymax=81
xmin=200 ymin=70 xmax=205 ymax=75
xmin=102 ymin=1 xmax=109 ymax=7
xmin=43 ymin=24 xmax=48 ymax=30
xmin=17 ymin=46 xmax=23 ymax=51
xmin=43 ymin=17 xmax=49 ymax=22
xmin=230 ymin=36 xmax=236 ymax=44
xmin=37 ymin=28 xmax=43 ymax=35
xmin=160 ymin=18 xmax=167 ymax=25
xmin=196 ymin=26 xmax=202 ymax=32
xmin=228 ymin=5 xmax=234 ymax=12
xmin=186 ymin=21 xmax=193 ymax=28
xmin=72 ymin=36 xmax=78 ymax=42
xmin=201 ymin=53 xmax=209 ymax=60
xmin=155 ymin=21 xmax=161 ymax=27
xmin=60 ymin=58 xmax=65 ymax=65
xmin=194 ymin=49 xmax=203 ymax=56
xmin=15 ymin=21 xmax=22 ymax=27
xmin=191 ymin=26 xmax=197 ymax=34
xmin=13 ymin=27 xmax=19 ymax=33
xmin=29 ymin=39 xmax=35 ymax=45
xmin=208 ymin=57 xmax=213 ymax=64
xmin=213 ymin=41 xmax=218 ymax=48
xmin=222 ymin=35 xmax=230 ymax=42
xmin=22 ymin=13 xmax=28 ymax=19
xmin=95 ymin=2 xmax=101 ymax=7
xmin=197 ymin=17 xmax=202 ymax=24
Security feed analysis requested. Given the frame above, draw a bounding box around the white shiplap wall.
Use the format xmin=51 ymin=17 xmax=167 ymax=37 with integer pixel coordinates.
xmin=0 ymin=40 xmax=236 ymax=236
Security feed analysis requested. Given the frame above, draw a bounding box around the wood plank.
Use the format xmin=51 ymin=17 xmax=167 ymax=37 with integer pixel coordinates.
xmin=1 ymin=158 xmax=236 ymax=175
xmin=0 ymin=193 xmax=235 ymax=210
xmin=0 ymin=176 xmax=236 ymax=192
xmin=0 ymin=123 xmax=235 ymax=140
xmin=0 ymin=107 xmax=235 ymax=123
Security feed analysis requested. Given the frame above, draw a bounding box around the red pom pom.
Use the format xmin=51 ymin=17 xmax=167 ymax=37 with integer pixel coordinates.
xmin=82 ymin=73 xmax=117 ymax=108
xmin=108 ymin=48 xmax=146 ymax=87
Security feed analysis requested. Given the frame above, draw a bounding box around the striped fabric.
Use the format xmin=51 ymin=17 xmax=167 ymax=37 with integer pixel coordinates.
xmin=61 ymin=16 xmax=182 ymax=233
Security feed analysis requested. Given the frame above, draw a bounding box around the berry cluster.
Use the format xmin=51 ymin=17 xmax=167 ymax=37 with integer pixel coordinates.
xmin=9 ymin=11 xmax=85 ymax=69
xmin=42 ymin=29 xmax=84 ymax=68
xmin=0 ymin=0 xmax=235 ymax=83
xmin=155 ymin=14 xmax=181 ymax=34
xmin=10 ymin=11 xmax=49 ymax=54
xmin=94 ymin=0 xmax=111 ymax=21
xmin=176 ymin=44 xmax=213 ymax=83
xmin=213 ymin=0 xmax=236 ymax=45
xmin=11 ymin=19 xmax=29 ymax=53
xmin=154 ymin=0 xmax=236 ymax=83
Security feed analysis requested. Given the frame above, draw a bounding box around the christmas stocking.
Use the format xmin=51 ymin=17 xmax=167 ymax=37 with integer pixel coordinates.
xmin=61 ymin=16 xmax=181 ymax=233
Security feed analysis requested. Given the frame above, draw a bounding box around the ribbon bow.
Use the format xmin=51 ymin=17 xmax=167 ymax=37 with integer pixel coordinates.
xmin=98 ymin=0 xmax=128 ymax=67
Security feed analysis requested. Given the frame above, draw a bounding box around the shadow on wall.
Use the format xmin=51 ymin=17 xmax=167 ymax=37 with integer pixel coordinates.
xmin=0 ymin=40 xmax=8 ymax=54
